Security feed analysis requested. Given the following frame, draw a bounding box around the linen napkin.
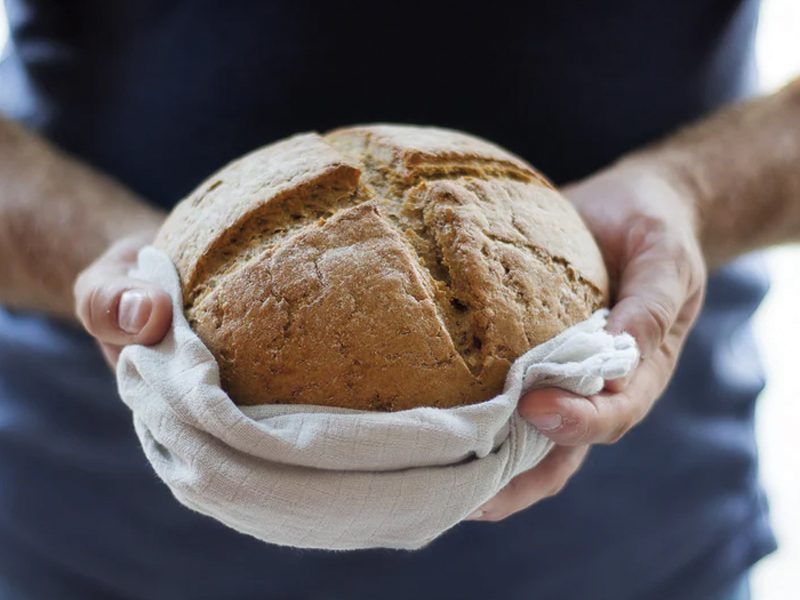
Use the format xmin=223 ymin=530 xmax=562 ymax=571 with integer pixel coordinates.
xmin=117 ymin=247 xmax=639 ymax=550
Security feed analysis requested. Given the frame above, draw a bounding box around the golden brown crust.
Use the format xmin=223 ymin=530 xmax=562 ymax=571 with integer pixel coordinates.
xmin=189 ymin=201 xmax=479 ymax=410
xmin=154 ymin=133 xmax=362 ymax=306
xmin=155 ymin=124 xmax=608 ymax=411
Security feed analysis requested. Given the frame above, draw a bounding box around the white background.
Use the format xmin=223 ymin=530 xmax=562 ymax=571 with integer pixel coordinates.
xmin=750 ymin=1 xmax=800 ymax=598
xmin=0 ymin=2 xmax=798 ymax=598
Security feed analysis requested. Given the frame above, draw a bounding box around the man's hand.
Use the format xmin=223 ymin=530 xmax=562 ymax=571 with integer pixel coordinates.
xmin=74 ymin=231 xmax=173 ymax=367
xmin=468 ymin=162 xmax=707 ymax=522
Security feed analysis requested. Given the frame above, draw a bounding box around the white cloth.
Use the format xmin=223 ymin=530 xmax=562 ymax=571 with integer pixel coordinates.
xmin=117 ymin=247 xmax=639 ymax=551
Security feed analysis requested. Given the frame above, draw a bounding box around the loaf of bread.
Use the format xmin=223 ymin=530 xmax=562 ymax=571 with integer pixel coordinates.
xmin=154 ymin=125 xmax=608 ymax=411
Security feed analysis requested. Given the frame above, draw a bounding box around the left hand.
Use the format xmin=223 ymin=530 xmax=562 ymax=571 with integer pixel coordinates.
xmin=467 ymin=160 xmax=707 ymax=522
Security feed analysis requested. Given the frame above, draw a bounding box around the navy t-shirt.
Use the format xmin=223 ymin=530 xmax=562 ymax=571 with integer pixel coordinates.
xmin=0 ymin=1 xmax=776 ymax=599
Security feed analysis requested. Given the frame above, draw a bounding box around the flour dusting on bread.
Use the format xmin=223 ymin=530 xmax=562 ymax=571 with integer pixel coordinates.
xmin=154 ymin=125 xmax=608 ymax=411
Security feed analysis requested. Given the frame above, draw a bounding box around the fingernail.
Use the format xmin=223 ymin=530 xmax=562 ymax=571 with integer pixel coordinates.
xmin=530 ymin=413 xmax=563 ymax=432
xmin=118 ymin=290 xmax=152 ymax=334
xmin=465 ymin=509 xmax=485 ymax=521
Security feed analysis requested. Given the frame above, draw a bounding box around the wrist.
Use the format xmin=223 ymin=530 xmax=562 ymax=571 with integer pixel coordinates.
xmin=611 ymin=151 xmax=706 ymax=249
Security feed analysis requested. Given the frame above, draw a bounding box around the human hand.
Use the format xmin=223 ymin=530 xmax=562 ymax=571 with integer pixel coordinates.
xmin=468 ymin=161 xmax=707 ymax=522
xmin=74 ymin=230 xmax=173 ymax=367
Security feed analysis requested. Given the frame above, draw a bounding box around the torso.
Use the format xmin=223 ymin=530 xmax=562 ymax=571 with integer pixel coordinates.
xmin=0 ymin=1 xmax=774 ymax=598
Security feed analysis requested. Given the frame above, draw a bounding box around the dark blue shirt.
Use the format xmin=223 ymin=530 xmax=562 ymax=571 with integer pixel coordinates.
xmin=0 ymin=1 xmax=775 ymax=598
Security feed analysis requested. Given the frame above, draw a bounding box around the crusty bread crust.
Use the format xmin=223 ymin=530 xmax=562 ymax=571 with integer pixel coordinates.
xmin=155 ymin=125 xmax=608 ymax=411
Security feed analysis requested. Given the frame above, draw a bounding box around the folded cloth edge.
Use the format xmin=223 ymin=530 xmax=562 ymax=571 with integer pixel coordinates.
xmin=116 ymin=246 xmax=639 ymax=551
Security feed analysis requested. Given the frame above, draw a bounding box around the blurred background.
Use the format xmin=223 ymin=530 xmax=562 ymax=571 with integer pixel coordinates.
xmin=0 ymin=2 xmax=798 ymax=598
xmin=751 ymin=1 xmax=800 ymax=598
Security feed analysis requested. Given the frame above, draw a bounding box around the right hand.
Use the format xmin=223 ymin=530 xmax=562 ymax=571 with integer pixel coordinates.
xmin=74 ymin=230 xmax=173 ymax=367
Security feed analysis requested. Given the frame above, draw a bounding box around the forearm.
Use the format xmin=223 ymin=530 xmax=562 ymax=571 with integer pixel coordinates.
xmin=0 ymin=116 xmax=165 ymax=320
xmin=620 ymin=77 xmax=800 ymax=269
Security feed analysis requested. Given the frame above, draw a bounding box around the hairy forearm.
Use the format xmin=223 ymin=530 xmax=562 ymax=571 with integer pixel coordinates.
xmin=621 ymin=77 xmax=800 ymax=269
xmin=0 ymin=117 xmax=165 ymax=319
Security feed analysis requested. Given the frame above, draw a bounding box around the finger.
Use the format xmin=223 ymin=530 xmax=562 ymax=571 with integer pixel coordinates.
xmin=75 ymin=252 xmax=172 ymax=348
xmin=610 ymin=222 xmax=703 ymax=360
xmin=75 ymin=275 xmax=172 ymax=347
xmin=519 ymin=356 xmax=664 ymax=445
xmin=466 ymin=445 xmax=589 ymax=522
xmin=519 ymin=294 xmax=702 ymax=445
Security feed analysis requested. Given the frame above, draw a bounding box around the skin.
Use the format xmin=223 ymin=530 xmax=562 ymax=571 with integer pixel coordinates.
xmin=472 ymin=76 xmax=800 ymax=521
xmin=470 ymin=164 xmax=707 ymax=520
xmin=0 ymin=119 xmax=166 ymax=319
xmin=2 ymin=77 xmax=799 ymax=523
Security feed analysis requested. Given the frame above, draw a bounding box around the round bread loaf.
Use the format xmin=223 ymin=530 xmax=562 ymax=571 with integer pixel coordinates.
xmin=154 ymin=125 xmax=609 ymax=411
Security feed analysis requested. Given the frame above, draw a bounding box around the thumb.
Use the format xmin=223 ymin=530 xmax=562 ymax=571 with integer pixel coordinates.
xmin=74 ymin=240 xmax=172 ymax=348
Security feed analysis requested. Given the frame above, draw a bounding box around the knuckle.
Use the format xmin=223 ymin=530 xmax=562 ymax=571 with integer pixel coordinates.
xmin=546 ymin=473 xmax=571 ymax=498
xmin=606 ymin=419 xmax=631 ymax=444
xmin=660 ymin=337 xmax=682 ymax=363
xmin=605 ymin=395 xmax=637 ymax=443
xmin=649 ymin=296 xmax=674 ymax=335
xmin=545 ymin=481 xmax=565 ymax=498
xmin=687 ymin=258 xmax=708 ymax=298
xmin=668 ymin=241 xmax=702 ymax=292
xmin=640 ymin=300 xmax=672 ymax=350
xmin=606 ymin=401 xmax=647 ymax=444
xmin=684 ymin=286 xmax=706 ymax=320
xmin=659 ymin=231 xmax=707 ymax=297
xmin=481 ymin=509 xmax=509 ymax=523
xmin=629 ymin=215 xmax=668 ymax=245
